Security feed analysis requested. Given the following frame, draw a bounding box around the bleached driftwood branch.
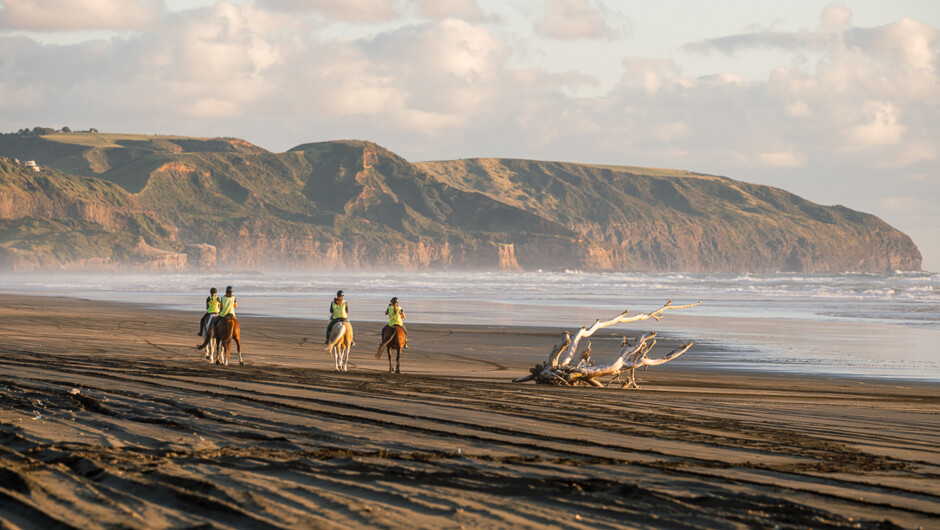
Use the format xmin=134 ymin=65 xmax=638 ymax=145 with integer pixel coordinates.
xmin=513 ymin=301 xmax=700 ymax=389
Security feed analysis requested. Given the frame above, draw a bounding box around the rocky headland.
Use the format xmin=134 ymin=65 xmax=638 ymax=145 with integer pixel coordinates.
xmin=0 ymin=131 xmax=922 ymax=272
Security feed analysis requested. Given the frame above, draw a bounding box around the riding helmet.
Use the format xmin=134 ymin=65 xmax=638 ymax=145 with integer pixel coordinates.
xmin=226 ymin=285 xmax=233 ymax=294
xmin=210 ymin=287 xmax=217 ymax=294
xmin=337 ymin=290 xmax=344 ymax=297
xmin=390 ymin=297 xmax=399 ymax=304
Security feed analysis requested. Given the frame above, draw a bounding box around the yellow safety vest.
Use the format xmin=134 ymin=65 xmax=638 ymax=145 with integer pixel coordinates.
xmin=219 ymin=295 xmax=236 ymax=317
xmin=206 ymin=295 xmax=220 ymax=314
xmin=331 ymin=300 xmax=348 ymax=319
xmin=387 ymin=304 xmax=403 ymax=327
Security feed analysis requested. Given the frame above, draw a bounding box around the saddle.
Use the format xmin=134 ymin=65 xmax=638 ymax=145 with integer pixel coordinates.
xmin=213 ymin=314 xmax=236 ymax=333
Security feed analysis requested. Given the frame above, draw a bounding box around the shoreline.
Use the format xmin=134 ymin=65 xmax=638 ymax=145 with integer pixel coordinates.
xmin=5 ymin=289 xmax=939 ymax=384
xmin=0 ymin=293 xmax=938 ymax=528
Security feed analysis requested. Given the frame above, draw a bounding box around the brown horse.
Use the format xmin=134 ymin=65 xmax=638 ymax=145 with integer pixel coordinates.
xmin=197 ymin=315 xmax=242 ymax=366
xmin=217 ymin=316 xmax=242 ymax=366
xmin=375 ymin=325 xmax=406 ymax=373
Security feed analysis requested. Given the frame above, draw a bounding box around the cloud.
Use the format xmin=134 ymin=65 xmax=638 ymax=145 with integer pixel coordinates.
xmin=618 ymin=57 xmax=680 ymax=93
xmin=756 ymin=149 xmax=805 ymax=168
xmin=677 ymin=7 xmax=939 ymax=173
xmin=533 ymin=0 xmax=628 ymax=41
xmin=0 ymin=0 xmax=166 ymax=31
xmin=649 ymin=122 xmax=690 ymax=142
xmin=2 ymin=2 xmax=939 ymax=266
xmin=0 ymin=2 xmax=294 ymax=122
xmin=819 ymin=3 xmax=852 ymax=32
xmin=845 ymin=101 xmax=905 ymax=150
xmin=1 ymin=1 xmax=937 ymax=181
xmin=411 ymin=0 xmax=489 ymax=22
xmin=881 ymin=196 xmax=919 ymax=212
xmin=685 ymin=9 xmax=940 ymax=71
xmin=258 ymin=0 xmax=400 ymax=22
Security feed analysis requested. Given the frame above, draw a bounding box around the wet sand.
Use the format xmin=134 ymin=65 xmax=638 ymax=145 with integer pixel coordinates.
xmin=0 ymin=293 xmax=937 ymax=529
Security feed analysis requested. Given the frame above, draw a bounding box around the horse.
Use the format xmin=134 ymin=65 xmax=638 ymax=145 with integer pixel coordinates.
xmin=196 ymin=317 xmax=220 ymax=363
xmin=375 ymin=325 xmax=406 ymax=373
xmin=325 ymin=321 xmax=354 ymax=371
xmin=215 ymin=316 xmax=243 ymax=366
xmin=197 ymin=315 xmax=242 ymax=366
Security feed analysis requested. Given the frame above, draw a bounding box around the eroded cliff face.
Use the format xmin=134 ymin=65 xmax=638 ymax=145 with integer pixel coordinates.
xmin=210 ymin=237 xmax=506 ymax=270
xmin=0 ymin=190 xmax=124 ymax=227
xmin=200 ymin=234 xmax=620 ymax=272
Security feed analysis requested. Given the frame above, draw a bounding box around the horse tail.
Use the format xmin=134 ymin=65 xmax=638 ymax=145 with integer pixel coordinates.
xmin=325 ymin=322 xmax=345 ymax=353
xmin=196 ymin=325 xmax=213 ymax=350
xmin=376 ymin=332 xmax=393 ymax=359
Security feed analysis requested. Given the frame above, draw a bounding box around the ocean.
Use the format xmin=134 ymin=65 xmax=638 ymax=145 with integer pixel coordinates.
xmin=2 ymin=270 xmax=938 ymax=381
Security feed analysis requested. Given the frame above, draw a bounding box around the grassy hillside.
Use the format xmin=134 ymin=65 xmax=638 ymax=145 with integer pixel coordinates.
xmin=417 ymin=158 xmax=921 ymax=272
xmin=0 ymin=157 xmax=182 ymax=270
xmin=0 ymin=132 xmax=922 ymax=272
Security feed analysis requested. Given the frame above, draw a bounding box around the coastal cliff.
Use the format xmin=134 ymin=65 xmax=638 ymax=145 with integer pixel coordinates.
xmin=0 ymin=132 xmax=922 ymax=272
xmin=0 ymin=157 xmax=185 ymax=271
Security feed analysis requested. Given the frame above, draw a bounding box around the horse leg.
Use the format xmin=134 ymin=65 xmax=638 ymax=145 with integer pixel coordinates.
xmin=395 ymin=347 xmax=401 ymax=374
xmin=234 ymin=333 xmax=243 ymax=365
xmin=341 ymin=345 xmax=349 ymax=372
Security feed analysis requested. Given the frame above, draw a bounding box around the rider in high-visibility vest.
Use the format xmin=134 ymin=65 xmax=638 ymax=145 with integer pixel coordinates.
xmin=326 ymin=290 xmax=348 ymax=343
xmin=198 ymin=287 xmax=220 ymax=336
xmin=385 ymin=296 xmax=408 ymax=348
xmin=218 ymin=286 xmax=237 ymax=319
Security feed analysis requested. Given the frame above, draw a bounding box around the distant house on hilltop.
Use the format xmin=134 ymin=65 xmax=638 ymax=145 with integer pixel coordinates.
xmin=24 ymin=160 xmax=40 ymax=172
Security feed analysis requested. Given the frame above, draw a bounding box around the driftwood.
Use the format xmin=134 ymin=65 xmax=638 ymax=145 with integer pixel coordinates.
xmin=513 ymin=301 xmax=700 ymax=389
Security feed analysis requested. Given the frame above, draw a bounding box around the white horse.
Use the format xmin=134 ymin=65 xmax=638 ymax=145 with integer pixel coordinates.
xmin=205 ymin=336 xmax=219 ymax=364
xmin=197 ymin=317 xmax=219 ymax=364
xmin=325 ymin=321 xmax=354 ymax=371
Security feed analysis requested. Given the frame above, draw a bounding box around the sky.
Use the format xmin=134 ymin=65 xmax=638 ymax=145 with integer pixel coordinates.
xmin=1 ymin=0 xmax=938 ymax=271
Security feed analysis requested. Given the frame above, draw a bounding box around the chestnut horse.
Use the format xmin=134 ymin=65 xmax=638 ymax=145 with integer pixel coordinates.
xmin=217 ymin=316 xmax=242 ymax=366
xmin=197 ymin=316 xmax=242 ymax=366
xmin=325 ymin=321 xmax=354 ymax=372
xmin=375 ymin=325 xmax=406 ymax=373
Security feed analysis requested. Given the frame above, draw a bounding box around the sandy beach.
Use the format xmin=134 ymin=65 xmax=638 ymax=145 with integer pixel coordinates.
xmin=0 ymin=293 xmax=937 ymax=529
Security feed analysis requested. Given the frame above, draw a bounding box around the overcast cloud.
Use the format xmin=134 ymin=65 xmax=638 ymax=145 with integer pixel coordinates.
xmin=0 ymin=1 xmax=937 ymax=269
xmin=533 ymin=0 xmax=628 ymax=41
xmin=0 ymin=0 xmax=166 ymax=31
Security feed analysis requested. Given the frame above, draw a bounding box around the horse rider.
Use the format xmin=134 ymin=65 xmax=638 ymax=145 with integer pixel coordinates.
xmin=326 ymin=290 xmax=348 ymax=343
xmin=215 ymin=286 xmax=237 ymax=332
xmin=198 ymin=287 xmax=220 ymax=336
xmin=385 ymin=296 xmax=408 ymax=349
